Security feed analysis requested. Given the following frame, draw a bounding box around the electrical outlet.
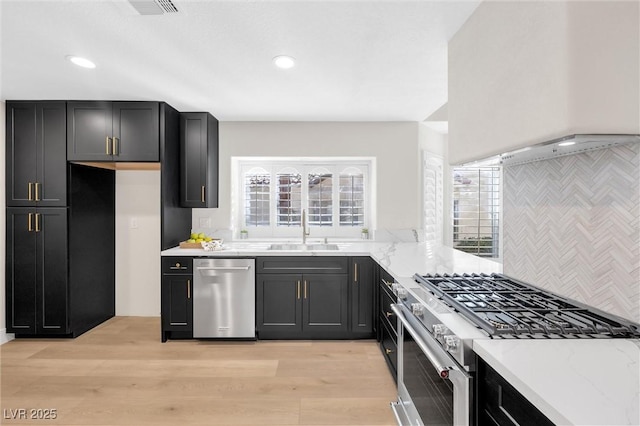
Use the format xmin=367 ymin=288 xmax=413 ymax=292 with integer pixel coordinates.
xmin=199 ymin=217 xmax=211 ymax=228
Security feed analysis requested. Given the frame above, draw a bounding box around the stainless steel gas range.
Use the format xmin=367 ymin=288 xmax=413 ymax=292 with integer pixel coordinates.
xmin=390 ymin=273 xmax=640 ymax=426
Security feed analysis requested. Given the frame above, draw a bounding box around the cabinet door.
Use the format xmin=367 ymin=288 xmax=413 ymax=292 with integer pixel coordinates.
xmin=36 ymin=208 xmax=69 ymax=333
xmin=67 ymin=101 xmax=113 ymax=161
xmin=6 ymin=103 xmax=37 ymax=206
xmin=180 ymin=113 xmax=208 ymax=207
xmin=350 ymin=257 xmax=374 ymax=335
xmin=303 ymin=274 xmax=348 ymax=335
xmin=112 ymin=102 xmax=159 ymax=161
xmin=6 ymin=208 xmax=37 ymax=334
xmin=36 ymin=103 xmax=67 ymax=206
xmin=180 ymin=112 xmax=218 ymax=208
xmin=256 ymin=274 xmax=302 ymax=338
xmin=161 ymin=274 xmax=193 ymax=331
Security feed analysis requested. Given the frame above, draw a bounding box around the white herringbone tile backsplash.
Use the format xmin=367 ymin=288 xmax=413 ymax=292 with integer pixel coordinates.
xmin=503 ymin=143 xmax=640 ymax=323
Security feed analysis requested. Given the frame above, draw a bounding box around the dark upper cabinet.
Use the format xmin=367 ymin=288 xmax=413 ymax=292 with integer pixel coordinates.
xmin=6 ymin=207 xmax=69 ymax=335
xmin=6 ymin=101 xmax=67 ymax=207
xmin=67 ymin=101 xmax=159 ymax=162
xmin=180 ymin=112 xmax=219 ymax=208
xmin=349 ymin=257 xmax=375 ymax=335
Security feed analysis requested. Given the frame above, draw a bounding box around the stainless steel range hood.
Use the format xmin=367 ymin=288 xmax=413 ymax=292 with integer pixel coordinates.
xmin=464 ymin=134 xmax=640 ymax=167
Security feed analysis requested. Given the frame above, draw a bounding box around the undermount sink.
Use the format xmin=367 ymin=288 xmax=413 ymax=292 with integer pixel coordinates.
xmin=268 ymin=243 xmax=340 ymax=251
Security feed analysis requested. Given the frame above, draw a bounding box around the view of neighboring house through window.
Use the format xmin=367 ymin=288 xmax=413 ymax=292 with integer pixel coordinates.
xmin=452 ymin=167 xmax=500 ymax=258
xmin=237 ymin=159 xmax=371 ymax=238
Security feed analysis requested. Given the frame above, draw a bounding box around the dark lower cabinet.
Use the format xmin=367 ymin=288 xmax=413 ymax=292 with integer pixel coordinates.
xmin=377 ymin=265 xmax=398 ymax=380
xmin=303 ymin=274 xmax=349 ymax=335
xmin=161 ymin=257 xmax=193 ymax=342
xmin=6 ymin=207 xmax=68 ymax=334
xmin=256 ymin=273 xmax=348 ymax=339
xmin=477 ymin=357 xmax=554 ymax=426
xmin=350 ymin=257 xmax=375 ymax=336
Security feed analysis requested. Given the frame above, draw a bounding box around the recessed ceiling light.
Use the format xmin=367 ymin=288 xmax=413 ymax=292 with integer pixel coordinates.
xmin=66 ymin=55 xmax=96 ymax=69
xmin=558 ymin=141 xmax=576 ymax=147
xmin=273 ymin=55 xmax=296 ymax=69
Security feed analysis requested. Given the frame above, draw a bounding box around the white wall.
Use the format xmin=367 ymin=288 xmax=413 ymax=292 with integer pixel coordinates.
xmin=115 ymin=170 xmax=161 ymax=316
xmin=448 ymin=1 xmax=639 ymax=165
xmin=194 ymin=122 xmax=421 ymax=237
xmin=0 ymin=101 xmax=11 ymax=343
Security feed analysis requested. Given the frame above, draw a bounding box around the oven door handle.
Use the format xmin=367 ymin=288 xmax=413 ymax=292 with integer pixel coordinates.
xmin=392 ymin=303 xmax=469 ymax=380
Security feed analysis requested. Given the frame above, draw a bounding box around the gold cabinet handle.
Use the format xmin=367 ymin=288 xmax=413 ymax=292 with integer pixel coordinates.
xmin=386 ymin=311 xmax=394 ymax=318
xmin=297 ymin=281 xmax=301 ymax=300
xmin=201 ymin=186 xmax=205 ymax=203
xmin=35 ymin=213 xmax=41 ymax=232
xmin=304 ymin=280 xmax=307 ymax=299
xmin=354 ymin=263 xmax=358 ymax=283
xmin=112 ymin=137 xmax=119 ymax=156
xmin=381 ymin=279 xmax=393 ymax=287
xmin=106 ymin=136 xmax=112 ymax=155
xmin=28 ymin=213 xmax=33 ymax=232
xmin=187 ymin=279 xmax=191 ymax=299
xmin=28 ymin=182 xmax=33 ymax=201
xmin=35 ymin=182 xmax=40 ymax=201
xmin=385 ymin=348 xmax=394 ymax=355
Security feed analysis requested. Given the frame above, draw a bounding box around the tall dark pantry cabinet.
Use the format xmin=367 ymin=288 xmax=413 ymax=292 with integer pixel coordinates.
xmin=5 ymin=101 xmax=115 ymax=336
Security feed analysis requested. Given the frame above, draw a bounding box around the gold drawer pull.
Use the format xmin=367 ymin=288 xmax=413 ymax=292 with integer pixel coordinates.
xmin=187 ymin=279 xmax=191 ymax=299
xmin=28 ymin=182 xmax=33 ymax=201
xmin=28 ymin=213 xmax=33 ymax=231
xmin=386 ymin=311 xmax=394 ymax=318
xmin=106 ymin=136 xmax=112 ymax=155
xmin=385 ymin=348 xmax=394 ymax=355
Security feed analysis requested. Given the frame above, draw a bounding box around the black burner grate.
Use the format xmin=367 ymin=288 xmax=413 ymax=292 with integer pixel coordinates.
xmin=414 ymin=273 xmax=640 ymax=338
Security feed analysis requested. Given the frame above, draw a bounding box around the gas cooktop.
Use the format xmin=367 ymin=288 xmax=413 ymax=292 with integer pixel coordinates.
xmin=414 ymin=273 xmax=640 ymax=339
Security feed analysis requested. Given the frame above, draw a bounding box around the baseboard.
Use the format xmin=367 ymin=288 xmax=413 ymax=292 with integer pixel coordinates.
xmin=0 ymin=328 xmax=15 ymax=345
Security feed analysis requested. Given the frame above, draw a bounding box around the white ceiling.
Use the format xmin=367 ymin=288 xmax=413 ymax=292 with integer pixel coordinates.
xmin=0 ymin=0 xmax=480 ymax=121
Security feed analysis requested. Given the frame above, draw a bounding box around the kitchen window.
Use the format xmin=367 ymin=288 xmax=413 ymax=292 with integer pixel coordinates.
xmin=452 ymin=166 xmax=500 ymax=258
xmin=236 ymin=159 xmax=371 ymax=238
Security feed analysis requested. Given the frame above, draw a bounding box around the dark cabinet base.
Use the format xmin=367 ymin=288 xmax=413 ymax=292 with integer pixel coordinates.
xmin=476 ymin=357 xmax=554 ymax=426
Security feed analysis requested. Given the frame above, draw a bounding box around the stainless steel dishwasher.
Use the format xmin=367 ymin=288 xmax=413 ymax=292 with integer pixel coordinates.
xmin=193 ymin=258 xmax=255 ymax=339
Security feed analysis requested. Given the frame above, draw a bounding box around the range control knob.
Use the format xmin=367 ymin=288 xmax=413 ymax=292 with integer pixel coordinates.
xmin=432 ymin=324 xmax=450 ymax=339
xmin=396 ymin=288 xmax=407 ymax=300
xmin=411 ymin=303 xmax=424 ymax=317
xmin=444 ymin=335 xmax=461 ymax=353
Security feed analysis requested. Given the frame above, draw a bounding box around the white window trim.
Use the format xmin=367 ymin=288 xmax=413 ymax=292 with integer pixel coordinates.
xmin=232 ymin=157 xmax=373 ymax=240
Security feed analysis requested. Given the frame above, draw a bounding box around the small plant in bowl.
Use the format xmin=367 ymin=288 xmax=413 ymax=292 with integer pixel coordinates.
xmin=361 ymin=228 xmax=369 ymax=239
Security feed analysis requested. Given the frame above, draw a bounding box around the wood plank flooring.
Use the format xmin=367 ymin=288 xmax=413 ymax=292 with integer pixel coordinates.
xmin=0 ymin=317 xmax=397 ymax=425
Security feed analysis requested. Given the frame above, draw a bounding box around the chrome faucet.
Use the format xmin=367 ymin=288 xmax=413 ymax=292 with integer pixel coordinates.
xmin=301 ymin=209 xmax=310 ymax=244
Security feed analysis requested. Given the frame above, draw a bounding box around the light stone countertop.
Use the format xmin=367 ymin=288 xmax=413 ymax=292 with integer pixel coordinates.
xmin=161 ymin=240 xmax=639 ymax=425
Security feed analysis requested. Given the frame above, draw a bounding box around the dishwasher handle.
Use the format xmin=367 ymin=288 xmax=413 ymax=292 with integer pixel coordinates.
xmin=196 ymin=266 xmax=251 ymax=271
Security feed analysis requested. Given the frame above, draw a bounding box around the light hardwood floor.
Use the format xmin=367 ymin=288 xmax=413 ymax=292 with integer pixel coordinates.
xmin=1 ymin=317 xmax=397 ymax=425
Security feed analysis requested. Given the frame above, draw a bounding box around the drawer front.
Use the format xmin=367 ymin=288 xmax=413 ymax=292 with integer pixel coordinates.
xmin=379 ymin=283 xmax=397 ymax=332
xmin=162 ymin=257 xmax=193 ymax=274
xmin=380 ymin=318 xmax=397 ymax=378
xmin=379 ymin=267 xmax=394 ymax=287
xmin=256 ymin=256 xmax=348 ymax=274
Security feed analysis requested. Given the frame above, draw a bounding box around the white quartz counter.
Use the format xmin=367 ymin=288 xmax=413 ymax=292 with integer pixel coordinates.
xmin=474 ymin=338 xmax=640 ymax=426
xmin=160 ymin=240 xmax=503 ymax=278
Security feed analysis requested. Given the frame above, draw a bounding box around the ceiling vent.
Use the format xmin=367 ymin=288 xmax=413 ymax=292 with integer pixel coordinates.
xmin=128 ymin=0 xmax=179 ymax=15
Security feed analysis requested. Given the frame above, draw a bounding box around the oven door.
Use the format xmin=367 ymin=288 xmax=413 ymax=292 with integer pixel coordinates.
xmin=390 ymin=304 xmax=472 ymax=426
